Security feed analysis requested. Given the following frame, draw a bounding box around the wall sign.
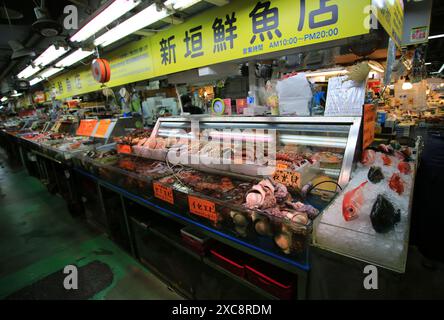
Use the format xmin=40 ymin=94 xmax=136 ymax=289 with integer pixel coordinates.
xmin=373 ymin=0 xmax=404 ymax=48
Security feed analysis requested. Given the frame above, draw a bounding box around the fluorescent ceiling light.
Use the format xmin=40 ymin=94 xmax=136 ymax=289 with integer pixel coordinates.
xmin=17 ymin=65 xmax=41 ymax=79
xmin=438 ymin=64 xmax=444 ymax=74
xmin=55 ymin=49 xmax=94 ymax=67
xmin=70 ymin=0 xmax=142 ymax=42
xmin=34 ymin=45 xmax=69 ymax=68
xmin=29 ymin=78 xmax=43 ymax=86
xmin=1 ymin=96 xmax=8 ymax=102
xmin=165 ymin=0 xmax=203 ymax=10
xmin=428 ymin=34 xmax=444 ymax=40
xmin=94 ymin=3 xmax=169 ymax=47
xmin=425 ymin=62 xmax=432 ymax=65
xmin=39 ymin=67 xmax=64 ymax=79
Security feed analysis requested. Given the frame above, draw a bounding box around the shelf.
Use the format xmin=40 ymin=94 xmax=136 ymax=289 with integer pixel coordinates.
xmin=132 ymin=216 xmax=279 ymax=300
xmin=148 ymin=226 xmax=203 ymax=262
xmin=76 ymin=167 xmax=310 ymax=274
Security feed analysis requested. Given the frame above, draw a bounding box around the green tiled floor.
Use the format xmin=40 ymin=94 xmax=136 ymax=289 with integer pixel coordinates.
xmin=0 ymin=150 xmax=182 ymax=300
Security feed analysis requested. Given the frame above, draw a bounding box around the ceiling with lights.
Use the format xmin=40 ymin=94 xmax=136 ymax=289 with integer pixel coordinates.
xmin=0 ymin=0 xmax=226 ymax=96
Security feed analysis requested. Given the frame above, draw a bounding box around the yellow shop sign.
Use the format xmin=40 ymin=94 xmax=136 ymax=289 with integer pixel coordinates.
xmin=47 ymin=0 xmax=371 ymax=100
xmin=373 ymin=0 xmax=404 ymax=48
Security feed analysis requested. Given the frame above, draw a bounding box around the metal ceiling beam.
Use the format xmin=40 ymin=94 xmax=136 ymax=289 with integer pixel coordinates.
xmin=67 ymin=0 xmax=91 ymax=9
xmin=162 ymin=15 xmax=184 ymax=25
xmin=204 ymin=0 xmax=229 ymax=6
xmin=133 ymin=29 xmax=156 ymax=37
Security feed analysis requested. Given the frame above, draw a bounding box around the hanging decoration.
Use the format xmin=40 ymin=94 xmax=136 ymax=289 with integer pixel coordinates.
xmin=91 ymin=58 xmax=111 ymax=84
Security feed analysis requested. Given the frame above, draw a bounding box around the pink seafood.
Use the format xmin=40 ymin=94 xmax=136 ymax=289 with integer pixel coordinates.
xmin=342 ymin=181 xmax=368 ymax=221
xmin=361 ymin=149 xmax=376 ymax=166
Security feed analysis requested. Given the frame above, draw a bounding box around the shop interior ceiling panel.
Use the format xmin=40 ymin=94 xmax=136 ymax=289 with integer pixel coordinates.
xmin=0 ymin=0 xmax=76 ymax=87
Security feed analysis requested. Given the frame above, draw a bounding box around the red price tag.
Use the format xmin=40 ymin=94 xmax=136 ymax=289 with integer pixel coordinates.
xmin=76 ymin=119 xmax=98 ymax=136
xmin=188 ymin=196 xmax=217 ymax=223
xmin=153 ymin=183 xmax=174 ymax=205
xmin=117 ymin=144 xmax=131 ymax=154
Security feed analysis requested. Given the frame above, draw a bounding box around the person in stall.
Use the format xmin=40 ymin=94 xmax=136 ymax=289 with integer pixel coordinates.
xmin=180 ymin=94 xmax=203 ymax=114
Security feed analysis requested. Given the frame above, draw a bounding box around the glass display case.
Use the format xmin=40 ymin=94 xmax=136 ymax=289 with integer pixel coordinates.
xmin=140 ymin=116 xmax=362 ymax=269
xmin=313 ymin=146 xmax=419 ymax=273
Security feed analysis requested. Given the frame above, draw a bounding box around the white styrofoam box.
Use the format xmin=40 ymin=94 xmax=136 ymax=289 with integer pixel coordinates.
xmin=243 ymin=106 xmax=268 ymax=116
xmin=279 ymin=97 xmax=311 ymax=116
xmin=276 ymin=73 xmax=313 ymax=99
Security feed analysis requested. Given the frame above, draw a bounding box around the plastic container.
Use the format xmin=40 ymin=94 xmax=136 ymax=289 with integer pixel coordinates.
xmin=209 ymin=244 xmax=247 ymax=278
xmin=180 ymin=226 xmax=212 ymax=256
xmin=245 ymin=261 xmax=295 ymax=300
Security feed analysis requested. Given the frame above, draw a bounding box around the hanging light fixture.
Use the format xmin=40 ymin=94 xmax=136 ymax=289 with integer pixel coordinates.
xmin=70 ymin=0 xmax=142 ymax=43
xmin=55 ymin=49 xmax=95 ymax=67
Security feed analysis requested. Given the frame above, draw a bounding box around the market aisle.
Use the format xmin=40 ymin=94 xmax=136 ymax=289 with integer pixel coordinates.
xmin=0 ymin=150 xmax=182 ymax=300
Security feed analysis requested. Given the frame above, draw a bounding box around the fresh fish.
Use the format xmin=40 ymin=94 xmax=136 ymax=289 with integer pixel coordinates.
xmin=342 ymin=181 xmax=367 ymax=221
xmin=368 ymin=166 xmax=384 ymax=183
xmin=370 ymin=195 xmax=401 ymax=233
xmin=398 ymin=161 xmax=411 ymax=175
xmin=381 ymin=154 xmax=392 ymax=166
xmin=361 ymin=149 xmax=376 ymax=166
xmin=389 ymin=173 xmax=404 ymax=195
xmin=378 ymin=144 xmax=393 ymax=154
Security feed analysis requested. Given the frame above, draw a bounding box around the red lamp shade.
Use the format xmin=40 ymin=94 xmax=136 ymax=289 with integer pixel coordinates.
xmin=91 ymin=58 xmax=111 ymax=83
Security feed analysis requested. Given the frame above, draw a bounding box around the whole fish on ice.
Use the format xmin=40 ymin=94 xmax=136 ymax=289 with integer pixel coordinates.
xmin=342 ymin=181 xmax=367 ymax=221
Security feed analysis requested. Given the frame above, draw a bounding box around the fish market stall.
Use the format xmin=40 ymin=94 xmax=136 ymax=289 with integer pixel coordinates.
xmin=70 ymin=115 xmax=361 ymax=299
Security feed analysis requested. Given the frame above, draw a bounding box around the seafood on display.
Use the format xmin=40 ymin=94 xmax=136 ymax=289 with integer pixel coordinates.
xmin=113 ymin=129 xmax=152 ymax=146
xmin=398 ymin=161 xmax=411 ymax=175
xmin=381 ymin=154 xmax=392 ymax=166
xmin=368 ymin=166 xmax=384 ymax=183
xmin=378 ymin=144 xmax=394 ymax=154
xmin=389 ymin=173 xmax=405 ymax=195
xmin=158 ymin=170 xmax=254 ymax=205
xmin=361 ymin=149 xmax=376 ymax=166
xmin=342 ymin=181 xmax=367 ymax=221
xmin=370 ymin=195 xmax=401 ymax=233
xmin=312 ymin=151 xmax=343 ymax=169
xmin=245 ymin=179 xmax=319 ymax=227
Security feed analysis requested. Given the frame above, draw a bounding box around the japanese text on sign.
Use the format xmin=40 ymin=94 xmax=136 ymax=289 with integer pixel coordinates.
xmin=154 ymin=183 xmax=174 ymax=205
xmin=273 ymin=170 xmax=301 ymax=188
xmin=188 ymin=196 xmax=217 ymax=223
xmin=47 ymin=0 xmax=371 ymax=100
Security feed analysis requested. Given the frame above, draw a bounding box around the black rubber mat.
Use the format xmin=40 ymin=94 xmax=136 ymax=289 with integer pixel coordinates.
xmin=5 ymin=260 xmax=114 ymax=300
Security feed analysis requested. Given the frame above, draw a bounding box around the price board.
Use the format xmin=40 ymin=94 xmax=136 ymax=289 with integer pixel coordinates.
xmin=76 ymin=119 xmax=98 ymax=136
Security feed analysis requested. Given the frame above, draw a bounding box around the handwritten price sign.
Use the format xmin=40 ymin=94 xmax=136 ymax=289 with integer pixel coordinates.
xmin=273 ymin=170 xmax=301 ymax=189
xmin=188 ymin=196 xmax=217 ymax=223
xmin=153 ymin=183 xmax=174 ymax=205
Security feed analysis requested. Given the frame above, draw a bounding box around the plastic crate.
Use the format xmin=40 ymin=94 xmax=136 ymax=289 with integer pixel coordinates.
xmin=245 ymin=261 xmax=295 ymax=300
